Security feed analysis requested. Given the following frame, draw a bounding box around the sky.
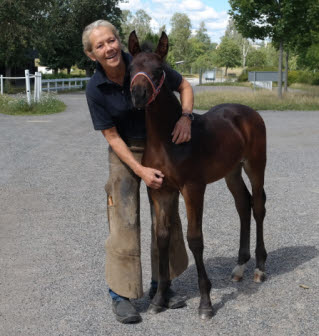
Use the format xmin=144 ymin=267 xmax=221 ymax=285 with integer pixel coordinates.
xmin=119 ymin=0 xmax=231 ymax=43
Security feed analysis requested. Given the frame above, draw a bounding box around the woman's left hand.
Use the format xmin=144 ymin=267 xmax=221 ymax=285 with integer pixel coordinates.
xmin=171 ymin=115 xmax=191 ymax=144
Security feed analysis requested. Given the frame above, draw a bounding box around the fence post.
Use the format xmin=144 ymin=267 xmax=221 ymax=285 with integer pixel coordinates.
xmin=25 ymin=70 xmax=31 ymax=105
xmin=38 ymin=72 xmax=42 ymax=100
xmin=34 ymin=72 xmax=38 ymax=102
xmin=0 ymin=75 xmax=3 ymax=95
xmin=34 ymin=72 xmax=41 ymax=103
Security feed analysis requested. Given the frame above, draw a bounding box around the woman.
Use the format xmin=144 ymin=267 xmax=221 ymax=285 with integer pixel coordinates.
xmin=83 ymin=20 xmax=194 ymax=324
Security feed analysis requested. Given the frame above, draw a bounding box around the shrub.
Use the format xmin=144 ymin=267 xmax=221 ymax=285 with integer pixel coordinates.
xmin=42 ymin=73 xmax=88 ymax=79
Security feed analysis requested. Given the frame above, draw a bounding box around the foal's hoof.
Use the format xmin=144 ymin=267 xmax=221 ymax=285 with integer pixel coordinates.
xmin=231 ymin=264 xmax=246 ymax=282
xmin=198 ymin=307 xmax=214 ymax=320
xmin=253 ymin=268 xmax=266 ymax=283
xmin=148 ymin=303 xmax=165 ymax=314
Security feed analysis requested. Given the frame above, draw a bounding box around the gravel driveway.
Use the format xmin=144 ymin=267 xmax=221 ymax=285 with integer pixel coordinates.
xmin=1 ymin=92 xmax=318 ymax=336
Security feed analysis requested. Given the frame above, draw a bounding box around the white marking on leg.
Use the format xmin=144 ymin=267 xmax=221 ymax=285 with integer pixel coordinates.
xmin=232 ymin=263 xmax=246 ymax=281
xmin=254 ymin=268 xmax=265 ymax=283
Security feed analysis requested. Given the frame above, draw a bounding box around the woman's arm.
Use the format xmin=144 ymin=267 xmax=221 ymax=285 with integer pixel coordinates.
xmin=171 ymin=77 xmax=194 ymax=144
xmin=102 ymin=127 xmax=164 ymax=189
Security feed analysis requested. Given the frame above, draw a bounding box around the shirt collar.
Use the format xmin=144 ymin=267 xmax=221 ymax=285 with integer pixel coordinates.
xmin=94 ymin=51 xmax=132 ymax=87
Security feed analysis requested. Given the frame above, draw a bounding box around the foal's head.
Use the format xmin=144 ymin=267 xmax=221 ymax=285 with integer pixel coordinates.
xmin=128 ymin=31 xmax=169 ymax=109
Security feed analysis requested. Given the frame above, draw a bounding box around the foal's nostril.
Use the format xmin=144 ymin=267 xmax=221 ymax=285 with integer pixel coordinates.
xmin=131 ymin=85 xmax=148 ymax=108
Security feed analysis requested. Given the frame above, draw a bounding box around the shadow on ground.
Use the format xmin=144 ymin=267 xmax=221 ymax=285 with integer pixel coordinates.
xmin=134 ymin=245 xmax=318 ymax=314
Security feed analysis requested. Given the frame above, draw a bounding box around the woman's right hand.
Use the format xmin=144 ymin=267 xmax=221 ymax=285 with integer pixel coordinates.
xmin=137 ymin=166 xmax=164 ymax=189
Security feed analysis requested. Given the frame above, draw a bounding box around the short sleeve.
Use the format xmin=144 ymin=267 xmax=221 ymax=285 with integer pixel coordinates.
xmin=86 ymin=93 xmax=115 ymax=131
xmin=163 ymin=64 xmax=183 ymax=92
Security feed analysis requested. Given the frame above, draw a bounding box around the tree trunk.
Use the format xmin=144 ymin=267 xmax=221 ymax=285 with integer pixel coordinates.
xmin=5 ymin=67 xmax=12 ymax=78
xmin=67 ymin=68 xmax=71 ymax=75
xmin=284 ymin=50 xmax=289 ymax=93
xmin=278 ymin=41 xmax=283 ymax=99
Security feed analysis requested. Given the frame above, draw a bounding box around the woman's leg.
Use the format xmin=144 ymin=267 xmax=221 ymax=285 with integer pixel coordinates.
xmin=105 ymin=146 xmax=144 ymax=299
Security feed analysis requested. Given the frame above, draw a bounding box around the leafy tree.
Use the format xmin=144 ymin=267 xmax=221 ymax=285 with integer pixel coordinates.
xmin=195 ymin=22 xmax=211 ymax=50
xmin=169 ymin=13 xmax=192 ymax=71
xmin=0 ymin=0 xmax=48 ymax=76
xmin=246 ymin=48 xmax=267 ymax=68
xmin=225 ymin=18 xmax=251 ymax=68
xmin=121 ymin=9 xmax=152 ymax=48
xmin=215 ymin=37 xmax=241 ymax=76
xmin=229 ymin=0 xmax=319 ymax=97
xmin=36 ymin=0 xmax=77 ymax=74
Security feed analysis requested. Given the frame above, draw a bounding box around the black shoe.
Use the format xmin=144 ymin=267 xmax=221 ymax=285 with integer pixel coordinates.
xmin=149 ymin=287 xmax=187 ymax=309
xmin=112 ymin=300 xmax=142 ymax=324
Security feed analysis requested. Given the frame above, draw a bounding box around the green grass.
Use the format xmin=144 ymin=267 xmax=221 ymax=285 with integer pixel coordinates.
xmin=0 ymin=93 xmax=66 ymax=115
xmin=194 ymin=88 xmax=319 ymax=111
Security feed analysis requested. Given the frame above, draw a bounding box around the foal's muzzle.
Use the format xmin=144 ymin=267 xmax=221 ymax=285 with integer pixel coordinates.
xmin=130 ymin=71 xmax=166 ymax=107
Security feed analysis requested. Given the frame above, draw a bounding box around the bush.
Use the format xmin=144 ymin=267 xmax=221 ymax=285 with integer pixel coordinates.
xmin=42 ymin=73 xmax=88 ymax=79
xmin=238 ymin=70 xmax=248 ymax=82
xmin=238 ymin=68 xmax=319 ymax=86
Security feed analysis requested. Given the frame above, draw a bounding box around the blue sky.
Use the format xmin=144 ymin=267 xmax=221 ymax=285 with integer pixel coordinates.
xmin=119 ymin=0 xmax=231 ymax=43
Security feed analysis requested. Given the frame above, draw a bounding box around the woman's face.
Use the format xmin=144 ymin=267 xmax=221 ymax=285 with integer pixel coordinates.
xmin=87 ymin=26 xmax=122 ymax=69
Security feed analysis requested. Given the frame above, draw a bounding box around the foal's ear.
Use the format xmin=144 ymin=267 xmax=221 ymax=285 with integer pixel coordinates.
xmin=155 ymin=32 xmax=169 ymax=59
xmin=128 ymin=30 xmax=141 ymax=56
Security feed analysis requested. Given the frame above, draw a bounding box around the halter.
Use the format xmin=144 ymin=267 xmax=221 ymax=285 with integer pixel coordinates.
xmin=130 ymin=71 xmax=166 ymax=105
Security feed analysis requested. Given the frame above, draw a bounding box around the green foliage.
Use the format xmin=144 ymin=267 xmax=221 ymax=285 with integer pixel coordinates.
xmin=169 ymin=13 xmax=192 ymax=71
xmin=288 ymin=71 xmax=319 ymax=85
xmin=0 ymin=0 xmax=49 ymax=73
xmin=121 ymin=9 xmax=153 ymax=49
xmin=215 ymin=37 xmax=241 ymax=75
xmin=42 ymin=73 xmax=88 ymax=79
xmin=246 ymin=49 xmax=267 ymax=67
xmin=0 ymin=93 xmax=66 ymax=115
xmin=195 ymin=22 xmax=211 ymax=49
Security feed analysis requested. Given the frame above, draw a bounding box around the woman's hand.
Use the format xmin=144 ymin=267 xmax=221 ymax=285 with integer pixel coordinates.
xmin=137 ymin=166 xmax=164 ymax=189
xmin=171 ymin=115 xmax=191 ymax=144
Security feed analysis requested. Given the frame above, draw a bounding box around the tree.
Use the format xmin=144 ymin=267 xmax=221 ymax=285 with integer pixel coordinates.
xmin=215 ymin=37 xmax=241 ymax=76
xmin=0 ymin=0 xmax=48 ymax=76
xmin=225 ymin=18 xmax=251 ymax=68
xmin=246 ymin=48 xmax=267 ymax=68
xmin=34 ymin=0 xmax=122 ymax=75
xmin=169 ymin=13 xmax=192 ymax=71
xmin=71 ymin=0 xmax=122 ymax=75
xmin=121 ymin=9 xmax=153 ymax=49
xmin=36 ymin=0 xmax=77 ymax=73
xmin=195 ymin=22 xmax=211 ymax=50
xmin=229 ymin=0 xmax=319 ymax=97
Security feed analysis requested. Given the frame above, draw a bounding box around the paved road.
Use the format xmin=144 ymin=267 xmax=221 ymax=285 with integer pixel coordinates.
xmin=1 ymin=93 xmax=319 ymax=336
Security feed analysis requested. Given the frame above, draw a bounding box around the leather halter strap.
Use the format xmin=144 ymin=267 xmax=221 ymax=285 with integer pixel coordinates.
xmin=130 ymin=71 xmax=166 ymax=105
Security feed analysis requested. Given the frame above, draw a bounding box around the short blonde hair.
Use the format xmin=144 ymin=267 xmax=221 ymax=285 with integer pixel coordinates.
xmin=82 ymin=20 xmax=121 ymax=53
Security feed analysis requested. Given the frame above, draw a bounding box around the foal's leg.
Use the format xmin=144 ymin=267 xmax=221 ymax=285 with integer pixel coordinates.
xmin=148 ymin=188 xmax=179 ymax=313
xmin=243 ymin=160 xmax=267 ymax=282
xmin=225 ymin=164 xmax=252 ymax=281
xmin=182 ymin=183 xmax=213 ymax=320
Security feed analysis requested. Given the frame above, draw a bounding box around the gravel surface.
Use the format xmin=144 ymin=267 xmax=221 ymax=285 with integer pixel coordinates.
xmin=1 ymin=92 xmax=318 ymax=336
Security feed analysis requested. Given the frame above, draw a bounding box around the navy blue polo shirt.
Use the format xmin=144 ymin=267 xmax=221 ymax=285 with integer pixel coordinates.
xmin=86 ymin=51 xmax=182 ymax=142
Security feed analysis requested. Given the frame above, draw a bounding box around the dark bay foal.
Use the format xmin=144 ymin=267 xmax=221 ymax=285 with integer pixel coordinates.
xmin=128 ymin=31 xmax=267 ymax=320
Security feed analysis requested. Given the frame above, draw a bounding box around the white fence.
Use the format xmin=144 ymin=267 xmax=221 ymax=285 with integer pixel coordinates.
xmin=42 ymin=77 xmax=90 ymax=92
xmin=0 ymin=70 xmax=90 ymax=105
xmin=0 ymin=70 xmax=42 ymax=105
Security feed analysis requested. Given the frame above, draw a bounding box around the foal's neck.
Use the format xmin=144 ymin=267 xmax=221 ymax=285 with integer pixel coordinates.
xmin=145 ymin=84 xmax=182 ymax=145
